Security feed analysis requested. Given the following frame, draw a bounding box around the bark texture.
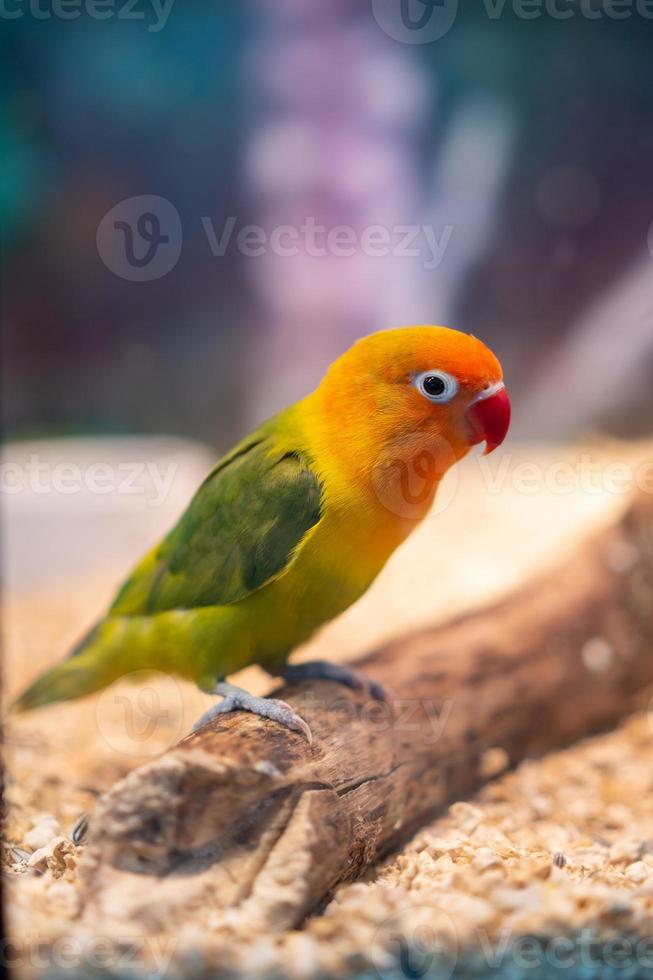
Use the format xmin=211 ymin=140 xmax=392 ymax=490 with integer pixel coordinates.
xmin=80 ymin=488 xmax=653 ymax=933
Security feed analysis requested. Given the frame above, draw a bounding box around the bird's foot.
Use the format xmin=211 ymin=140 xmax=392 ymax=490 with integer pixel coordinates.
xmin=276 ymin=660 xmax=393 ymax=704
xmin=193 ymin=682 xmax=312 ymax=742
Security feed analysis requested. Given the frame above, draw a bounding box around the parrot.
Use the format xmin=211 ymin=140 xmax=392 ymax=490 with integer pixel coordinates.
xmin=13 ymin=325 xmax=510 ymax=740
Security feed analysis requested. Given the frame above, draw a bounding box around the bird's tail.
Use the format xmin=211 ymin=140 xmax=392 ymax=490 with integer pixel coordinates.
xmin=11 ymin=604 xmax=246 ymax=714
xmin=13 ymin=620 xmax=125 ymax=712
xmin=11 ymin=614 xmax=194 ymax=713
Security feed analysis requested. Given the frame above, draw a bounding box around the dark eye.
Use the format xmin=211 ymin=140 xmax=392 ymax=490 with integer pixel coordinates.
xmin=413 ymin=370 xmax=459 ymax=404
xmin=423 ymin=375 xmax=446 ymax=397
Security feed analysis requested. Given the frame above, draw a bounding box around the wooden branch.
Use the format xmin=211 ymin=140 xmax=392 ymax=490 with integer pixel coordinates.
xmin=80 ymin=487 xmax=653 ymax=934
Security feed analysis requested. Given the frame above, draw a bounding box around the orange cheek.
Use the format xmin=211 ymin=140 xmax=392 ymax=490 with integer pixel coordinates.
xmin=418 ymin=402 xmax=472 ymax=459
xmin=404 ymin=391 xmax=439 ymax=427
xmin=404 ymin=397 xmax=452 ymax=440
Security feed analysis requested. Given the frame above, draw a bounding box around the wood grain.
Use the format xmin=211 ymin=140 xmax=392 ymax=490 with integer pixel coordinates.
xmin=80 ymin=487 xmax=653 ymax=934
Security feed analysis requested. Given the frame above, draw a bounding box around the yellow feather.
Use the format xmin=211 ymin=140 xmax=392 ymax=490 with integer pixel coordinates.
xmin=13 ymin=326 xmax=506 ymax=710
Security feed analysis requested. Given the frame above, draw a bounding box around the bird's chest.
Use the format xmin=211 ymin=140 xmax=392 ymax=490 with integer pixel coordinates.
xmin=251 ymin=494 xmax=420 ymax=664
xmin=293 ymin=497 xmax=412 ymax=613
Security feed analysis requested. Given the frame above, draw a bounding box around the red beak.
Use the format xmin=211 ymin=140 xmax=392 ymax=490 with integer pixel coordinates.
xmin=466 ymin=385 xmax=511 ymax=455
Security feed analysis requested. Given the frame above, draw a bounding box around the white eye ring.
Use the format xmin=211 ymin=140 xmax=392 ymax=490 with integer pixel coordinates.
xmin=413 ymin=370 xmax=459 ymax=404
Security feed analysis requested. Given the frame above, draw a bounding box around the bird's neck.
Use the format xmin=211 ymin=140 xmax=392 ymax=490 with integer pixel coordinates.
xmin=289 ymin=391 xmax=459 ymax=542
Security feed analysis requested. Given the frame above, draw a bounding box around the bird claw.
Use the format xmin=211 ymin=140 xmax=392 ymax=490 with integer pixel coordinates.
xmin=193 ymin=685 xmax=312 ymax=742
xmin=192 ymin=664 xmax=392 ymax=743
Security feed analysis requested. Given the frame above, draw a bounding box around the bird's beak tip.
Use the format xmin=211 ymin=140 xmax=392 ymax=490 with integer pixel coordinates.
xmin=467 ymin=384 xmax=511 ymax=455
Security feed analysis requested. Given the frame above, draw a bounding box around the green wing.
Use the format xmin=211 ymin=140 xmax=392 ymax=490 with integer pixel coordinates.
xmin=110 ymin=429 xmax=322 ymax=615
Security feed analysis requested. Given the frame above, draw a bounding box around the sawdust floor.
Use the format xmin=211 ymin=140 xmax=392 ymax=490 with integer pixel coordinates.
xmin=4 ymin=586 xmax=653 ymax=979
xmin=4 ymin=445 xmax=653 ymax=978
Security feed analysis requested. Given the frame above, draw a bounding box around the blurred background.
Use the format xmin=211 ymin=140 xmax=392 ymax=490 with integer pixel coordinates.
xmin=5 ymin=5 xmax=653 ymax=964
xmin=3 ymin=0 xmax=653 ymax=592
xmin=3 ymin=0 xmax=653 ymax=449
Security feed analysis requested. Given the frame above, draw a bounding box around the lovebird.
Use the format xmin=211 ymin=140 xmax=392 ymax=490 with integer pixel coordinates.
xmin=14 ymin=326 xmax=510 ymax=740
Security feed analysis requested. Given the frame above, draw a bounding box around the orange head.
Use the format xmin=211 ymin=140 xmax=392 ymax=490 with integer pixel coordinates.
xmin=306 ymin=325 xmax=510 ymax=511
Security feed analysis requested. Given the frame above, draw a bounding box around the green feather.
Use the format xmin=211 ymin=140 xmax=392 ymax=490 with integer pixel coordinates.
xmin=13 ymin=421 xmax=323 ymax=712
xmin=111 ymin=425 xmax=322 ymax=615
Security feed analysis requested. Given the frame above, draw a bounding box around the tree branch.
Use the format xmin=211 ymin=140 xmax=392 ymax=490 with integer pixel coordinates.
xmin=79 ymin=487 xmax=653 ymax=934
